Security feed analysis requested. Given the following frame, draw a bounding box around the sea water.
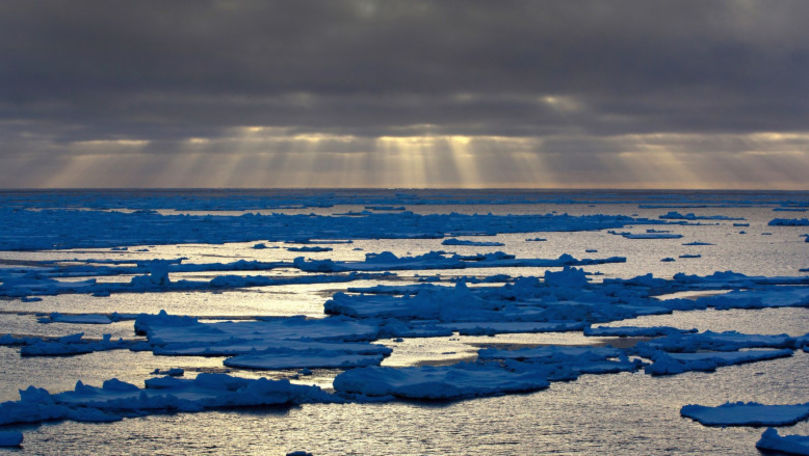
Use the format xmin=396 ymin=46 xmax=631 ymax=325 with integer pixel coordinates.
xmin=1 ymin=189 xmax=808 ymax=455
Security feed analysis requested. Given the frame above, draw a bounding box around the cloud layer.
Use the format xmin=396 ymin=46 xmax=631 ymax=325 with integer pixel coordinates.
xmin=2 ymin=1 xmax=808 ymax=188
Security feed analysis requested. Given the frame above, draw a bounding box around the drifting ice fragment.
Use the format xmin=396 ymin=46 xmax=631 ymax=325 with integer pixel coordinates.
xmin=38 ymin=312 xmax=113 ymax=324
xmin=224 ymin=350 xmax=384 ymax=370
xmin=659 ymin=211 xmax=743 ymax=221
xmin=644 ymin=349 xmax=793 ymax=376
xmin=610 ymin=231 xmax=683 ymax=239
xmin=757 ymin=428 xmax=809 ymax=455
xmin=634 ymin=330 xmax=796 ymax=353
xmin=681 ymin=402 xmax=809 ymax=427
xmin=151 ymin=368 xmax=184 ymax=377
xmin=584 ymin=325 xmax=694 ymax=337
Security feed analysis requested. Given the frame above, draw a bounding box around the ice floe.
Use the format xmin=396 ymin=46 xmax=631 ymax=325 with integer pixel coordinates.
xmin=609 ymin=230 xmax=683 ymax=239
xmin=441 ymin=238 xmax=505 ymax=247
xmin=757 ymin=428 xmax=809 ymax=455
xmin=0 ymin=374 xmax=336 ymax=427
xmin=681 ymin=402 xmax=809 ymax=427
xmin=659 ymin=211 xmax=743 ymax=221
xmin=224 ymin=350 xmax=385 ymax=370
xmin=643 ymin=349 xmax=793 ymax=376
xmin=769 ymin=218 xmax=809 ymax=226
xmin=583 ymin=325 xmax=694 ymax=337
xmin=0 ymin=208 xmax=663 ymax=251
xmin=333 ymin=363 xmax=550 ymax=401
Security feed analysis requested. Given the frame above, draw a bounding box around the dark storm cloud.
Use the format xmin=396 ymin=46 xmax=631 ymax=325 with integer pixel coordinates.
xmin=2 ymin=0 xmax=809 ymax=145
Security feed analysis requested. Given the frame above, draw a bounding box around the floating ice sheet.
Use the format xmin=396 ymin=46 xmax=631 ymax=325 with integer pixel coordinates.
xmin=332 ymin=363 xmax=550 ymax=401
xmin=757 ymin=428 xmax=809 ymax=455
xmin=0 ymin=374 xmax=337 ymax=427
xmin=224 ymin=350 xmax=384 ymax=370
xmin=644 ymin=349 xmax=793 ymax=376
xmin=681 ymin=402 xmax=809 ymax=427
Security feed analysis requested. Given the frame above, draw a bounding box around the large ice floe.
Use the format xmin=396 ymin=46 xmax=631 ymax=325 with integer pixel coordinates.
xmin=0 ymin=374 xmax=337 ymax=427
xmin=333 ymin=363 xmax=551 ymax=401
xmin=681 ymin=402 xmax=809 ymax=427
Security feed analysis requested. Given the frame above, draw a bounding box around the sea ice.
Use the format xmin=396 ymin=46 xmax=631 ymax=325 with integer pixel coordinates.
xmin=287 ymin=246 xmax=333 ymax=252
xmin=769 ymin=218 xmax=809 ymax=226
xmin=0 ymin=208 xmax=659 ymax=250
xmin=293 ymin=251 xmax=625 ymax=274
xmin=332 ymin=363 xmax=550 ymax=401
xmin=0 ymin=373 xmax=337 ymax=428
xmin=659 ymin=211 xmax=743 ymax=221
xmin=695 ymin=287 xmax=809 ymax=310
xmin=38 ymin=312 xmax=114 ymax=324
xmin=610 ymin=231 xmax=683 ymax=239
xmin=681 ymin=402 xmax=809 ymax=427
xmin=478 ymin=345 xmax=644 ymax=380
xmin=644 ymin=349 xmax=793 ymax=376
xmin=1 ymin=333 xmax=143 ymax=357
xmin=0 ymin=431 xmax=23 ymax=447
xmin=224 ymin=350 xmax=385 ymax=370
xmin=757 ymin=428 xmax=809 ymax=455
xmin=583 ymin=325 xmax=694 ymax=337
xmin=634 ymin=330 xmax=797 ymax=353
xmin=441 ymin=238 xmax=505 ymax=247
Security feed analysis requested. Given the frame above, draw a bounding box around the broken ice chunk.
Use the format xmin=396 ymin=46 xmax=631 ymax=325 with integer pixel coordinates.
xmin=681 ymin=402 xmax=809 ymax=427
xmin=757 ymin=428 xmax=809 ymax=455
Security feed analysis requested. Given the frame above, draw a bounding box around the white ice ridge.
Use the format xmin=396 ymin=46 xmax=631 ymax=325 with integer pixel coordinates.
xmin=681 ymin=402 xmax=809 ymax=427
xmin=757 ymin=428 xmax=809 ymax=455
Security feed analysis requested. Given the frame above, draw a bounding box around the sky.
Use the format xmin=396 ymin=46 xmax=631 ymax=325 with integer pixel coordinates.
xmin=1 ymin=0 xmax=808 ymax=189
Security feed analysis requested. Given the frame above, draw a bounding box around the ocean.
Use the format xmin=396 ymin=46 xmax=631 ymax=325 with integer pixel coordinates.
xmin=1 ymin=189 xmax=808 ymax=455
